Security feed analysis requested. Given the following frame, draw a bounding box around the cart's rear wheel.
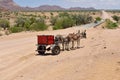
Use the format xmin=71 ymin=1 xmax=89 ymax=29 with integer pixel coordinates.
xmin=38 ymin=51 xmax=45 ymax=55
xmin=52 ymin=46 xmax=60 ymax=55
xmin=38 ymin=46 xmax=46 ymax=55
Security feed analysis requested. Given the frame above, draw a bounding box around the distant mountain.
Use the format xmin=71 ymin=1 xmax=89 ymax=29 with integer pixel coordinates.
xmin=69 ymin=7 xmax=95 ymax=10
xmin=0 ymin=0 xmax=23 ymax=11
xmin=0 ymin=7 xmax=9 ymax=11
xmin=0 ymin=0 xmax=95 ymax=11
xmin=34 ymin=5 xmax=65 ymax=11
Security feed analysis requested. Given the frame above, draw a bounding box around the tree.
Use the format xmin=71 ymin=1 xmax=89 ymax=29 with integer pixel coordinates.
xmin=53 ymin=16 xmax=74 ymax=30
xmin=59 ymin=12 xmax=69 ymax=17
xmin=0 ymin=19 xmax=10 ymax=30
xmin=50 ymin=16 xmax=58 ymax=25
xmin=112 ymin=15 xmax=120 ymax=22
xmin=15 ymin=17 xmax=26 ymax=27
xmin=95 ymin=17 xmax=102 ymax=23
xmin=72 ymin=14 xmax=93 ymax=25
xmin=105 ymin=19 xmax=118 ymax=29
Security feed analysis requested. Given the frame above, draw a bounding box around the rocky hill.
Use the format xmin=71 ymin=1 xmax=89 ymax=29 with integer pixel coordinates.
xmin=0 ymin=0 xmax=23 ymax=11
xmin=0 ymin=0 xmax=95 ymax=11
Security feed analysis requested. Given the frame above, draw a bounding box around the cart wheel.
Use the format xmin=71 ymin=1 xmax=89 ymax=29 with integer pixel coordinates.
xmin=38 ymin=51 xmax=45 ymax=55
xmin=38 ymin=46 xmax=46 ymax=55
xmin=52 ymin=46 xmax=60 ymax=55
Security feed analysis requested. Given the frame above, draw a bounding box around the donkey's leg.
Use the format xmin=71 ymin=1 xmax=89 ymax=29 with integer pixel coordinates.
xmin=71 ymin=40 xmax=75 ymax=49
xmin=66 ymin=42 xmax=70 ymax=51
xmin=77 ymin=38 xmax=80 ymax=48
xmin=65 ymin=42 xmax=67 ymax=50
xmin=62 ymin=42 xmax=64 ymax=51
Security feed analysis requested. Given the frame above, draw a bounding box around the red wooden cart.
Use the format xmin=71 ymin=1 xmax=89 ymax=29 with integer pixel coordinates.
xmin=36 ymin=35 xmax=61 ymax=55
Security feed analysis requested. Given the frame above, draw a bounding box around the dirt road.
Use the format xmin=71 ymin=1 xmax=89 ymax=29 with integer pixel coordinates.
xmin=0 ymin=26 xmax=120 ymax=80
xmin=0 ymin=11 xmax=120 ymax=80
xmin=101 ymin=10 xmax=115 ymax=22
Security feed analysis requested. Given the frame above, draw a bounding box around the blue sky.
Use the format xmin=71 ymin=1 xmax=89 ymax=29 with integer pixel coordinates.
xmin=13 ymin=0 xmax=120 ymax=9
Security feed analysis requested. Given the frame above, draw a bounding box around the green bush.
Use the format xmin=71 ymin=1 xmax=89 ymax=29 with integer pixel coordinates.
xmin=13 ymin=17 xmax=48 ymax=32
xmin=59 ymin=12 xmax=69 ymax=17
xmin=53 ymin=17 xmax=74 ymax=30
xmin=105 ymin=19 xmax=118 ymax=29
xmin=51 ymin=13 xmax=93 ymax=30
xmin=53 ymin=18 xmax=63 ymax=30
xmin=62 ymin=17 xmax=74 ymax=28
xmin=9 ymin=27 xmax=23 ymax=33
xmin=112 ymin=15 xmax=120 ymax=22
xmin=0 ymin=19 xmax=10 ymax=30
xmin=50 ymin=16 xmax=58 ymax=25
xmin=72 ymin=14 xmax=93 ymax=25
xmin=95 ymin=17 xmax=102 ymax=21
xmin=30 ymin=22 xmax=48 ymax=31
xmin=15 ymin=17 xmax=26 ymax=27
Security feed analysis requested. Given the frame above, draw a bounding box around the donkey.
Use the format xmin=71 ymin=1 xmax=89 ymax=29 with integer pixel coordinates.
xmin=67 ymin=30 xmax=86 ymax=49
xmin=55 ymin=35 xmax=70 ymax=51
xmin=67 ymin=32 xmax=76 ymax=50
xmin=77 ymin=30 xmax=87 ymax=48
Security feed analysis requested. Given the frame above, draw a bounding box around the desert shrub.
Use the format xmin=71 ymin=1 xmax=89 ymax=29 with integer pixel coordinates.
xmin=52 ymin=13 xmax=93 ymax=30
xmin=50 ymin=16 xmax=58 ymax=25
xmin=29 ymin=22 xmax=48 ymax=31
xmin=72 ymin=14 xmax=93 ymax=25
xmin=15 ymin=17 xmax=26 ymax=27
xmin=36 ymin=22 xmax=48 ymax=30
xmin=36 ymin=17 xmax=45 ymax=23
xmin=32 ymin=17 xmax=48 ymax=31
xmin=50 ymin=12 xmax=53 ymax=16
xmin=53 ymin=18 xmax=63 ymax=30
xmin=0 ymin=19 xmax=10 ymax=30
xmin=95 ymin=17 xmax=102 ymax=21
xmin=94 ymin=17 xmax=102 ymax=23
xmin=14 ymin=17 xmax=47 ymax=32
xmin=9 ymin=27 xmax=24 ymax=33
xmin=29 ymin=23 xmax=38 ymax=31
xmin=29 ymin=17 xmax=36 ymax=24
xmin=50 ymin=12 xmax=70 ymax=25
xmin=58 ymin=12 xmax=70 ymax=17
xmin=24 ymin=19 xmax=31 ymax=31
xmin=62 ymin=17 xmax=74 ymax=28
xmin=53 ymin=16 xmax=74 ymax=30
xmin=112 ymin=15 xmax=120 ymax=22
xmin=105 ymin=19 xmax=118 ymax=29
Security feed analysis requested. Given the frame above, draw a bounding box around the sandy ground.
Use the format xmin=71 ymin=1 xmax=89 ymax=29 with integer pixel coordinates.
xmin=0 ymin=11 xmax=120 ymax=80
xmin=0 ymin=27 xmax=120 ymax=80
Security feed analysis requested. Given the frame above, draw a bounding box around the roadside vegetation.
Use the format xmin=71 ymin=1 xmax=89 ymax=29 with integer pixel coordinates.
xmin=51 ymin=12 xmax=93 ymax=30
xmin=105 ymin=19 xmax=118 ymax=29
xmin=0 ymin=11 xmax=95 ymax=34
xmin=0 ymin=10 xmax=119 ymax=35
xmin=112 ymin=15 xmax=120 ymax=23
xmin=0 ymin=19 xmax=10 ymax=30
xmin=10 ymin=17 xmax=48 ymax=33
xmin=95 ymin=17 xmax=102 ymax=23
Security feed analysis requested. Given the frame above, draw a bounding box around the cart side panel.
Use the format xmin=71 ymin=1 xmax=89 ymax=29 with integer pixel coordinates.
xmin=37 ymin=35 xmax=54 ymax=45
xmin=38 ymin=36 xmax=47 ymax=45
xmin=47 ymin=36 xmax=54 ymax=45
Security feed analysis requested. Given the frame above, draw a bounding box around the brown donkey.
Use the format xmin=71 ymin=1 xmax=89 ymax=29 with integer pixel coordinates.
xmin=67 ymin=30 xmax=86 ymax=49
